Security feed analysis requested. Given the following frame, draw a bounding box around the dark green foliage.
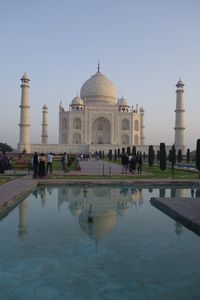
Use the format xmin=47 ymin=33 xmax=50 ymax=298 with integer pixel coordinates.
xmin=127 ymin=146 xmax=131 ymax=156
xmin=0 ymin=143 xmax=13 ymax=152
xmin=186 ymin=148 xmax=190 ymax=163
xmin=143 ymin=152 xmax=146 ymax=161
xmin=108 ymin=149 xmax=112 ymax=161
xmin=148 ymin=145 xmax=154 ymax=167
xmin=171 ymin=145 xmax=176 ymax=169
xmin=168 ymin=150 xmax=171 ymax=162
xmin=159 ymin=143 xmax=166 ymax=171
xmin=132 ymin=146 xmax=136 ymax=156
xmin=102 ymin=151 xmax=105 ymax=159
xmin=177 ymin=149 xmax=182 ymax=163
xmin=68 ymin=155 xmax=75 ymax=167
xmin=99 ymin=151 xmax=102 ymax=159
xmin=156 ymin=150 xmax=160 ymax=161
xmin=171 ymin=145 xmax=176 ymax=178
xmin=195 ymin=139 xmax=200 ymax=176
xmin=114 ymin=149 xmax=117 ymax=161
xmin=117 ymin=148 xmax=120 ymax=159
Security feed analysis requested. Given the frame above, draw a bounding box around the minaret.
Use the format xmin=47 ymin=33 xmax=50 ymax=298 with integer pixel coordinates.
xmin=139 ymin=107 xmax=145 ymax=145
xmin=41 ymin=104 xmax=48 ymax=144
xmin=18 ymin=72 xmax=30 ymax=153
xmin=174 ymin=79 xmax=185 ymax=153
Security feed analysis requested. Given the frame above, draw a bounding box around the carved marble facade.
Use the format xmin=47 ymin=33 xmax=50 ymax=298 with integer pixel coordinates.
xmin=59 ymin=68 xmax=145 ymax=147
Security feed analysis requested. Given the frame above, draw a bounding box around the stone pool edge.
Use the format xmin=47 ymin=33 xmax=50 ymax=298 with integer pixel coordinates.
xmin=0 ymin=178 xmax=37 ymax=219
xmin=0 ymin=176 xmax=200 ymax=221
xmin=150 ymin=197 xmax=200 ymax=236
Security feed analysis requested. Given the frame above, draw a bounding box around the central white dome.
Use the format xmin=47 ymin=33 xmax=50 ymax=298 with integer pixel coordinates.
xmin=80 ymin=70 xmax=116 ymax=105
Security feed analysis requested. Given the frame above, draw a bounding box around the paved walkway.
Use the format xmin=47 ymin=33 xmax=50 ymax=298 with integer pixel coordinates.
xmin=74 ymin=159 xmax=122 ymax=175
xmin=56 ymin=159 xmax=147 ymax=176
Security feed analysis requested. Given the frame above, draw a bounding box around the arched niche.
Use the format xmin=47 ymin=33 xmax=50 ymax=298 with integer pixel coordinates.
xmin=73 ymin=133 xmax=81 ymax=144
xmin=121 ymin=134 xmax=129 ymax=145
xmin=121 ymin=119 xmax=129 ymax=130
xmin=73 ymin=118 xmax=81 ymax=129
xmin=134 ymin=134 xmax=139 ymax=145
xmin=91 ymin=117 xmax=111 ymax=144
xmin=134 ymin=120 xmax=139 ymax=131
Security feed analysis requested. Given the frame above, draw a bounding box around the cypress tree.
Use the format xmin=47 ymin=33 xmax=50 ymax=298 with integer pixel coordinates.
xmin=195 ymin=139 xmax=200 ymax=178
xmin=177 ymin=149 xmax=182 ymax=163
xmin=143 ymin=152 xmax=146 ymax=161
xmin=171 ymin=145 xmax=176 ymax=178
xmin=148 ymin=145 xmax=154 ymax=168
xmin=117 ymin=148 xmax=120 ymax=159
xmin=160 ymin=143 xmax=166 ymax=171
xmin=99 ymin=151 xmax=102 ymax=159
xmin=168 ymin=150 xmax=171 ymax=162
xmin=108 ymin=149 xmax=112 ymax=161
xmin=156 ymin=150 xmax=160 ymax=161
xmin=132 ymin=146 xmax=136 ymax=156
xmin=114 ymin=149 xmax=117 ymax=161
xmin=127 ymin=146 xmax=131 ymax=156
xmin=186 ymin=148 xmax=190 ymax=163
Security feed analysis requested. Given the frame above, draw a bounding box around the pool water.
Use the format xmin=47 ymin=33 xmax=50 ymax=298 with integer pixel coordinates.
xmin=0 ymin=185 xmax=200 ymax=300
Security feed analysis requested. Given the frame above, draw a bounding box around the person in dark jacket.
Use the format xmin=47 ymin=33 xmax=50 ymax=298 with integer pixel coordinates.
xmin=32 ymin=152 xmax=39 ymax=177
xmin=121 ymin=153 xmax=129 ymax=174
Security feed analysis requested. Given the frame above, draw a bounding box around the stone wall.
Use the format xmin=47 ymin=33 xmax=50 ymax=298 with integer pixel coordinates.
xmin=29 ymin=143 xmax=172 ymax=155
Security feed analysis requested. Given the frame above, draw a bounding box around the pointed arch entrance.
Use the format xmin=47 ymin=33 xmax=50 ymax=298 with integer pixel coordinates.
xmin=92 ymin=117 xmax=111 ymax=144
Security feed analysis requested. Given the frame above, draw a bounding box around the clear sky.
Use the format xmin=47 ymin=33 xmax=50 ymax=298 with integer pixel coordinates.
xmin=0 ymin=0 xmax=200 ymax=150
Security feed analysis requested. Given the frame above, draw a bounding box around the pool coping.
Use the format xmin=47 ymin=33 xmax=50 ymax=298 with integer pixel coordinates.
xmin=1 ymin=176 xmax=200 ymax=229
xmin=150 ymin=197 xmax=200 ymax=236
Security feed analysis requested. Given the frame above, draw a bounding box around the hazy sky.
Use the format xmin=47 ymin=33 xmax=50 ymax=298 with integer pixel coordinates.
xmin=0 ymin=0 xmax=200 ymax=150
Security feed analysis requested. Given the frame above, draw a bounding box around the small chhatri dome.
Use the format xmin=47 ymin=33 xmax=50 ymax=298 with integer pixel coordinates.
xmin=71 ymin=95 xmax=84 ymax=106
xmin=139 ymin=106 xmax=144 ymax=112
xmin=80 ymin=66 xmax=116 ymax=105
xmin=176 ymin=78 xmax=184 ymax=87
xmin=42 ymin=104 xmax=48 ymax=109
xmin=118 ymin=97 xmax=129 ymax=106
xmin=21 ymin=72 xmax=30 ymax=81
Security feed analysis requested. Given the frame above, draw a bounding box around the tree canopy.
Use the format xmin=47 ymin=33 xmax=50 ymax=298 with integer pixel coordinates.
xmin=0 ymin=143 xmax=13 ymax=153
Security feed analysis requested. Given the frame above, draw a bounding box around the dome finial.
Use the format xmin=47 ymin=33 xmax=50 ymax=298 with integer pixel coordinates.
xmin=97 ymin=61 xmax=100 ymax=72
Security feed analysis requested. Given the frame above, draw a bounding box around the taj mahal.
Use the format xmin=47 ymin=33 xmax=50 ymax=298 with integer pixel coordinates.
xmin=18 ymin=64 xmax=186 ymax=154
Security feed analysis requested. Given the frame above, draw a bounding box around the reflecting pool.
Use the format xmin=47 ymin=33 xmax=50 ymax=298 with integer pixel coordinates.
xmin=0 ymin=185 xmax=200 ymax=300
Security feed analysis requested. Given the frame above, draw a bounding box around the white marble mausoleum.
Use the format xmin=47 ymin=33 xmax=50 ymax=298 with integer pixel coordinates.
xmin=18 ymin=65 xmax=186 ymax=154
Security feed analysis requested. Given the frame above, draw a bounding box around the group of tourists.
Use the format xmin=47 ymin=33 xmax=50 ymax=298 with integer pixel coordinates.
xmin=121 ymin=152 xmax=143 ymax=174
xmin=32 ymin=152 xmax=53 ymax=178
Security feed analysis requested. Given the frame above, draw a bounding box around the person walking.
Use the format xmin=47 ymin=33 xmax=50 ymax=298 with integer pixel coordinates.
xmin=46 ymin=152 xmax=53 ymax=175
xmin=32 ymin=152 xmax=39 ymax=177
xmin=121 ymin=153 xmax=129 ymax=174
xmin=61 ymin=152 xmax=69 ymax=173
xmin=129 ymin=155 xmax=136 ymax=174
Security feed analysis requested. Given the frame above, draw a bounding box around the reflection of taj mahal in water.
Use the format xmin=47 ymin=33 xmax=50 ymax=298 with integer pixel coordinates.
xmin=17 ymin=186 xmax=194 ymax=241
xmin=18 ymin=64 xmax=186 ymax=154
